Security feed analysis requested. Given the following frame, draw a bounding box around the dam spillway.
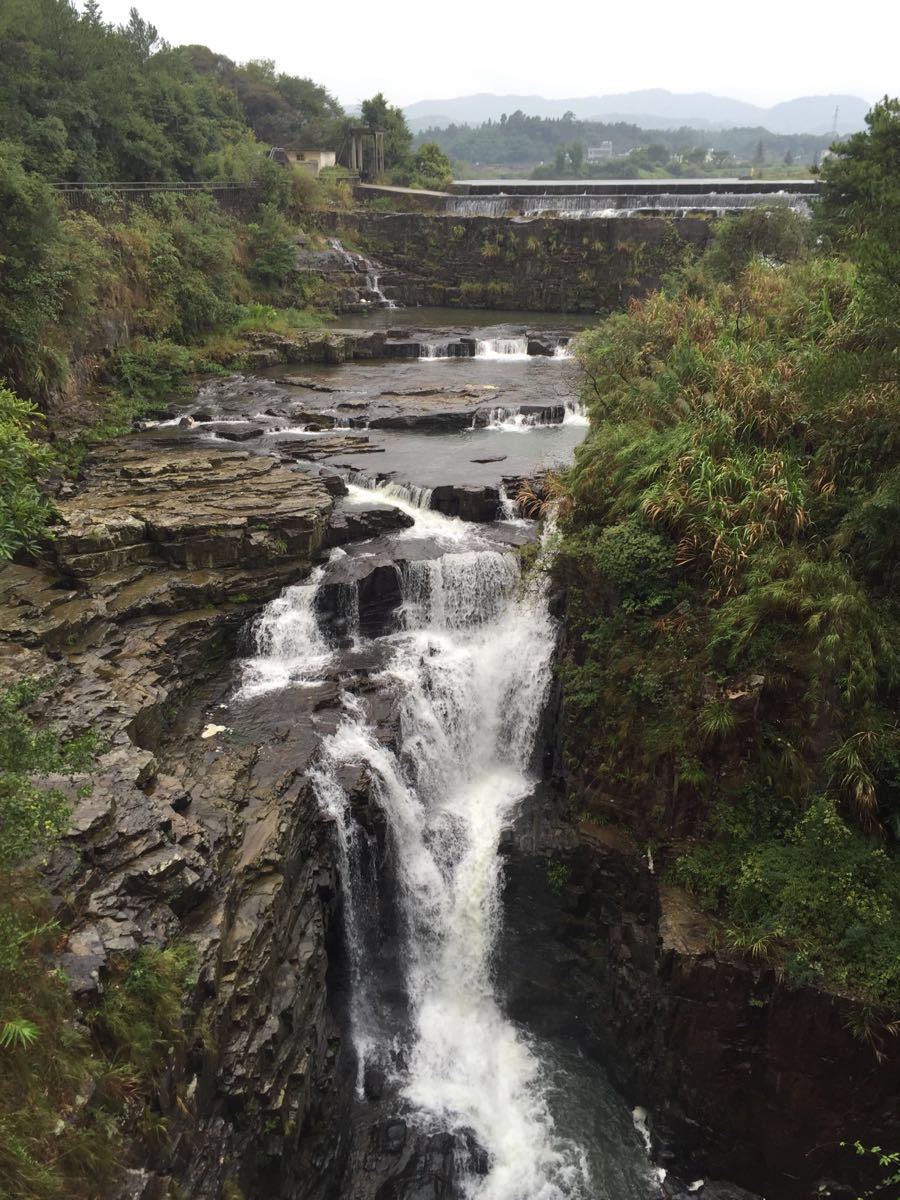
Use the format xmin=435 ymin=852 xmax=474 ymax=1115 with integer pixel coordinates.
xmin=446 ymin=178 xmax=818 ymax=218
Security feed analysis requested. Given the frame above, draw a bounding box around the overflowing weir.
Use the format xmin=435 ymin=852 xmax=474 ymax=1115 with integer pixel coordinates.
xmin=237 ymin=492 xmax=598 ymax=1197
xmin=418 ymin=335 xmax=570 ymax=359
xmin=446 ymin=190 xmax=814 ymax=219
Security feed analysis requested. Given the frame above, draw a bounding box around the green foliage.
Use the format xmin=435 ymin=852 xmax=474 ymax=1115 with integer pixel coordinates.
xmin=817 ymin=97 xmax=900 ymax=353
xmin=593 ymin=520 xmax=675 ymax=608
xmin=843 ymin=1142 xmax=900 ymax=1199
xmin=108 ymin=340 xmax=195 ymax=400
xmin=95 ymin=944 xmax=197 ymax=1076
xmin=360 ymin=92 xmax=413 ymax=172
xmin=411 ymin=142 xmax=453 ymax=189
xmin=0 ymin=386 xmax=56 ymax=560
xmin=546 ymin=860 xmax=571 ymax=894
xmin=414 ymin=109 xmax=827 ymax=174
xmin=560 ymin=104 xmax=900 ymax=1006
xmin=0 ymin=143 xmax=73 ymax=393
xmin=246 ymin=203 xmax=298 ymax=286
xmin=0 ymin=1018 xmax=39 ymax=1050
xmin=0 ymin=680 xmax=101 ymax=878
xmin=703 ymin=205 xmax=811 ymax=280
xmin=673 ymin=798 xmax=900 ymax=1004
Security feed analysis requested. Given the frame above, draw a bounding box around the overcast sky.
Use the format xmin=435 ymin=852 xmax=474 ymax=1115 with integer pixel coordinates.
xmin=92 ymin=0 xmax=895 ymax=109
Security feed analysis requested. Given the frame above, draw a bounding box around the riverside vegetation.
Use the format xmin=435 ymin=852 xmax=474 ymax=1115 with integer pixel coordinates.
xmin=1 ymin=2 xmax=898 ymax=1192
xmin=558 ymin=98 xmax=900 ymax=1010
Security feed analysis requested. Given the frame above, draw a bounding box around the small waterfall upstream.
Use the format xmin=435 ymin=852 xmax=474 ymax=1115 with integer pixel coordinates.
xmin=475 ymin=336 xmax=530 ymax=360
xmin=327 ymin=236 xmax=397 ymax=307
xmin=236 ymin=493 xmax=597 ymax=1197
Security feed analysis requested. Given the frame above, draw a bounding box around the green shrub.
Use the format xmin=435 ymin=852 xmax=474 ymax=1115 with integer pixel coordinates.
xmin=0 ymin=387 xmax=56 ymax=560
xmin=560 ymin=105 xmax=900 ymax=1005
xmin=704 ymin=205 xmax=811 ymax=280
xmin=106 ymin=340 xmax=194 ymax=401
xmin=593 ymin=520 xmax=675 ymax=607
xmin=673 ymin=798 xmax=900 ymax=1004
xmin=95 ymin=944 xmax=197 ymax=1076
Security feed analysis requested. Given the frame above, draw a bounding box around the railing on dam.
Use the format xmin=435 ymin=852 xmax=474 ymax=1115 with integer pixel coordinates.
xmin=451 ymin=178 xmax=821 ymax=196
xmin=49 ymin=180 xmax=259 ymax=212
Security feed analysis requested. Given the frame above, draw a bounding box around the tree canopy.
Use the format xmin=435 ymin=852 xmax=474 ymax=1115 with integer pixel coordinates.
xmin=0 ymin=1 xmax=344 ymax=182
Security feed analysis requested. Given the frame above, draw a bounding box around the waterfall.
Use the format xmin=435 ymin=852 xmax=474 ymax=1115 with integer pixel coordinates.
xmin=563 ymin=399 xmax=589 ymax=427
xmin=475 ymin=336 xmax=530 ymax=360
xmin=311 ymin=540 xmax=593 ymax=1198
xmin=328 ymin=236 xmax=397 ymax=307
xmin=367 ymin=269 xmax=398 ymax=309
xmin=419 ymin=341 xmax=475 ymax=359
xmin=446 ymin=195 xmax=514 ymax=218
xmin=483 ymin=406 xmax=548 ymax=432
xmin=236 ymin=565 xmax=332 ymax=698
xmin=346 ymin=471 xmax=434 ymax=511
xmin=521 ymin=191 xmax=812 ymax=218
xmin=497 ymin=483 xmax=520 ymax=520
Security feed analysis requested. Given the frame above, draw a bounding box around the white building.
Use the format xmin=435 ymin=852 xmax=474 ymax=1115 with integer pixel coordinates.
xmin=586 ymin=142 xmax=614 ymax=163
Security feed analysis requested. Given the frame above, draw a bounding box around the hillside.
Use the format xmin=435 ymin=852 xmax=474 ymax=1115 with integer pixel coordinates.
xmin=404 ymin=89 xmax=871 ymax=134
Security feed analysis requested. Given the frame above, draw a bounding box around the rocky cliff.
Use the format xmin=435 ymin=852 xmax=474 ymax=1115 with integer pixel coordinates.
xmin=0 ymin=441 xmax=392 ymax=1198
xmin=500 ymin=754 xmax=900 ymax=1199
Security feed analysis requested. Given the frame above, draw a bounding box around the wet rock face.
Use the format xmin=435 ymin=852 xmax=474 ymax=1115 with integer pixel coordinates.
xmin=499 ymin=817 xmax=900 ymax=1200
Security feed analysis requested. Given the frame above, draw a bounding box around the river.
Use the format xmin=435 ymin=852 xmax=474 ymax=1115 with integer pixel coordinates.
xmin=165 ymin=307 xmax=661 ymax=1197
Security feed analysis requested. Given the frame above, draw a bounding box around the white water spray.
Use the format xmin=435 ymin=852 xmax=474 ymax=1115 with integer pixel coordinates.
xmin=237 ymin=565 xmax=331 ymax=698
xmin=475 ymin=336 xmax=530 ymax=360
xmin=311 ymin=536 xmax=593 ymax=1198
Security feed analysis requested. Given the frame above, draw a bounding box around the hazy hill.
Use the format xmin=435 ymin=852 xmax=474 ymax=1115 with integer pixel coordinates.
xmin=404 ymin=90 xmax=871 ymax=135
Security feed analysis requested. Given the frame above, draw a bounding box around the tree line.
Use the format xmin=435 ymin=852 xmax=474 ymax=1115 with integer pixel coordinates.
xmin=414 ymin=109 xmax=833 ymax=174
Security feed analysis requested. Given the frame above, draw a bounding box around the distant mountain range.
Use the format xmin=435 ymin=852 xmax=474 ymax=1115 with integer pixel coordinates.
xmin=403 ymin=90 xmax=871 ymax=135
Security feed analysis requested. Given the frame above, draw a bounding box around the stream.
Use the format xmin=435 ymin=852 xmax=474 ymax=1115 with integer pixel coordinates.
xmin=175 ymin=308 xmax=662 ymax=1197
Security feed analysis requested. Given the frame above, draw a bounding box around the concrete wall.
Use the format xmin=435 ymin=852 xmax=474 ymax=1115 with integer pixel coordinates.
xmin=313 ymin=210 xmax=714 ymax=312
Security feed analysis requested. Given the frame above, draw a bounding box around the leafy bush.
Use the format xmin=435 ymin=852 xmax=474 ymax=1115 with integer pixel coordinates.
xmin=560 ymin=104 xmax=900 ymax=1004
xmin=246 ymin=204 xmax=297 ymax=286
xmin=703 ymin=204 xmax=811 ymax=280
xmin=106 ymin=340 xmax=195 ymax=401
xmin=673 ymin=798 xmax=900 ymax=1004
xmin=0 ymin=387 xmax=56 ymax=560
xmin=593 ymin=520 xmax=675 ymax=607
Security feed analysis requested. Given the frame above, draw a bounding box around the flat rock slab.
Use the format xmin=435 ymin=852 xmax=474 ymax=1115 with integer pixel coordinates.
xmin=277 ymin=434 xmax=386 ymax=461
xmin=53 ymin=444 xmax=334 ymax=579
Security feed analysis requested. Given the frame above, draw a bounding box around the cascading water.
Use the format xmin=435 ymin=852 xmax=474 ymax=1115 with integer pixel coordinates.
xmin=328 ymin=236 xmax=398 ymax=307
xmin=475 ymin=336 xmax=530 ymax=360
xmin=311 ymin=536 xmax=594 ymax=1199
xmin=237 ymin=565 xmax=332 ymax=698
xmin=367 ymin=269 xmax=398 ymax=309
xmin=346 ymin=470 xmax=435 ymax=513
xmin=482 ymin=406 xmax=547 ymax=432
xmin=497 ymin=483 xmax=520 ymax=520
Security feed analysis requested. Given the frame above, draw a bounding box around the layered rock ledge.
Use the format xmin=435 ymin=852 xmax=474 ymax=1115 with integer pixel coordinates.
xmin=0 ymin=442 xmax=359 ymax=1199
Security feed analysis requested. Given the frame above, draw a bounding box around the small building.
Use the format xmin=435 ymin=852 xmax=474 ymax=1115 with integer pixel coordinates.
xmin=290 ymin=149 xmax=336 ymax=175
xmin=586 ymin=142 xmax=614 ymax=163
xmin=269 ymin=148 xmax=337 ymax=175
